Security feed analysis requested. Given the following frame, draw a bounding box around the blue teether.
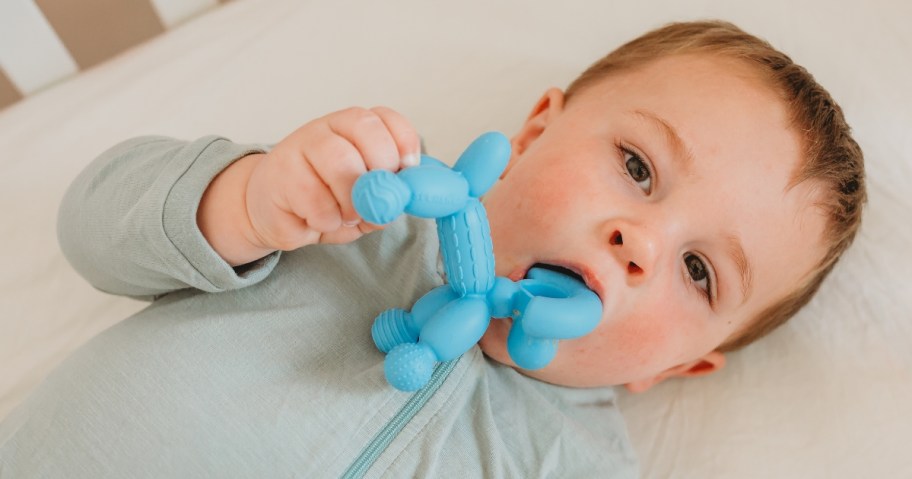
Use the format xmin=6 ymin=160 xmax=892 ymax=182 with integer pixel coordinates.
xmin=353 ymin=132 xmax=603 ymax=391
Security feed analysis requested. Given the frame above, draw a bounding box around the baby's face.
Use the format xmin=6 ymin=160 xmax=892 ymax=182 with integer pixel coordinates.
xmin=478 ymin=54 xmax=827 ymax=390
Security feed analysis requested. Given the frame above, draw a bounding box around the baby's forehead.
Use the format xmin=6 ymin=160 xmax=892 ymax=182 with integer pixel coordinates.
xmin=715 ymin=163 xmax=827 ymax=290
xmin=579 ymin=53 xmax=776 ymax=95
xmin=572 ymin=57 xmax=789 ymax=130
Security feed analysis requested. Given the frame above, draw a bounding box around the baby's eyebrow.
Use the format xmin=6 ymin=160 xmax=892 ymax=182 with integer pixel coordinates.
xmin=630 ymin=110 xmax=696 ymax=175
xmin=727 ymin=233 xmax=754 ymax=303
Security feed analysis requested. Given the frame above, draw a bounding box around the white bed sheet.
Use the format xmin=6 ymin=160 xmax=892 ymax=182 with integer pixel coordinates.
xmin=1 ymin=0 xmax=909 ymax=477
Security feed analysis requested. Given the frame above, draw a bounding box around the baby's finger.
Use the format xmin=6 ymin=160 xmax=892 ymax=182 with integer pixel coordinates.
xmin=319 ymin=222 xmax=366 ymax=245
xmin=327 ymin=107 xmax=400 ymax=172
xmin=256 ymin=213 xmax=323 ymax=250
xmin=301 ymin=132 xmax=366 ymax=226
xmin=284 ymin=157 xmax=344 ymax=233
xmin=357 ymin=221 xmax=384 ymax=234
xmin=370 ymin=106 xmax=421 ymax=168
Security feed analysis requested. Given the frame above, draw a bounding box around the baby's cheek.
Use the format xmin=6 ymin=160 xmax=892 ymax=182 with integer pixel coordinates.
xmin=621 ymin=321 xmax=674 ymax=366
xmin=591 ymin=312 xmax=677 ymax=378
xmin=513 ymin=167 xmax=574 ymax=218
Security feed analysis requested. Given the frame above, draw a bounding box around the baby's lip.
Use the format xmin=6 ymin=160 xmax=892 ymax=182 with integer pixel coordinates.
xmin=509 ymin=260 xmax=606 ymax=302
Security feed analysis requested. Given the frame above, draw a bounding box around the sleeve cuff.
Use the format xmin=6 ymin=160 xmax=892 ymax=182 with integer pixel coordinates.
xmin=161 ymin=136 xmax=280 ymax=293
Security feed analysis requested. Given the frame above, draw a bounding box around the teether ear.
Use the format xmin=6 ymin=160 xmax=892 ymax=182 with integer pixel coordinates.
xmin=452 ymin=132 xmax=511 ymax=197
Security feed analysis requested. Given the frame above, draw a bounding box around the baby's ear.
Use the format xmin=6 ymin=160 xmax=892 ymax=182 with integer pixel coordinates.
xmin=503 ymin=88 xmax=565 ymax=178
xmin=624 ymin=351 xmax=726 ymax=393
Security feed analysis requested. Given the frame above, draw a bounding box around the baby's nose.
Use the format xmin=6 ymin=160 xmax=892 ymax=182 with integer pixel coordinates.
xmin=608 ymin=227 xmax=658 ymax=284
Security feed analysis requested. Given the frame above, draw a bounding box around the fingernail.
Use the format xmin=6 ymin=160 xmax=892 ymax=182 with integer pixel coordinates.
xmin=402 ymin=153 xmax=419 ymax=168
xmin=343 ymin=219 xmax=362 ymax=227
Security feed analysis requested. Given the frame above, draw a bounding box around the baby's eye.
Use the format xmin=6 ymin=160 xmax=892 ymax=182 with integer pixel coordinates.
xmin=623 ymin=148 xmax=653 ymax=194
xmin=684 ymin=253 xmax=713 ymax=303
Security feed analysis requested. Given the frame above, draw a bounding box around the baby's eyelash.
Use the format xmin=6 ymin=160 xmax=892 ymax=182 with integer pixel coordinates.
xmin=616 ymin=142 xmax=655 ymax=194
xmin=684 ymin=253 xmax=716 ymax=306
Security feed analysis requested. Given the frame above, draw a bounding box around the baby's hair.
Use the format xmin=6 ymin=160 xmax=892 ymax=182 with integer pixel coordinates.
xmin=564 ymin=20 xmax=866 ymax=351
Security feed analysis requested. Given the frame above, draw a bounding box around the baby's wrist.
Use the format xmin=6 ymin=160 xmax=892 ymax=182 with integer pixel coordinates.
xmin=198 ymin=153 xmax=275 ymax=266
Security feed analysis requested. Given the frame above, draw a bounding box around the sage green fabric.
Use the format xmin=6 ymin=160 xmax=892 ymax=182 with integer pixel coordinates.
xmin=0 ymin=137 xmax=638 ymax=478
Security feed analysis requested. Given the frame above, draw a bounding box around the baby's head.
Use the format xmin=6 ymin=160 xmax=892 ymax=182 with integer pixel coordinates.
xmin=478 ymin=20 xmax=865 ymax=391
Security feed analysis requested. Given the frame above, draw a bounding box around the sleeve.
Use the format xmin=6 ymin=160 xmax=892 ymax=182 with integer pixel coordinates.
xmin=57 ymin=135 xmax=281 ymax=299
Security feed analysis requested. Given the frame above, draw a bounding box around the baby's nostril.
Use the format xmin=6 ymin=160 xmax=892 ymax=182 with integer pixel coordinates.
xmin=611 ymin=231 xmax=623 ymax=245
xmin=627 ymin=261 xmax=642 ymax=275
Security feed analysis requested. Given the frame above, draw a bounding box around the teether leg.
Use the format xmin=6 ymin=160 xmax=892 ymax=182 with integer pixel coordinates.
xmin=507 ymin=316 xmax=559 ymax=370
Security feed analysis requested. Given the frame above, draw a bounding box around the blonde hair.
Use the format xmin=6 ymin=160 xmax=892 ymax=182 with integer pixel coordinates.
xmin=564 ymin=20 xmax=866 ymax=351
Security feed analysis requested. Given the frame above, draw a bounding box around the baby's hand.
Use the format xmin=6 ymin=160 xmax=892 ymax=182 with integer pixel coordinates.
xmin=198 ymin=107 xmax=420 ymax=266
xmin=246 ymin=107 xmax=420 ymax=248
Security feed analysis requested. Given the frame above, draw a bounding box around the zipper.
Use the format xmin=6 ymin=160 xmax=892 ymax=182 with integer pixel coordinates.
xmin=340 ymin=358 xmax=460 ymax=479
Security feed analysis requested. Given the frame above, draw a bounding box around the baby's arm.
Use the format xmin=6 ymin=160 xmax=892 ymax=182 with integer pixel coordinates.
xmin=58 ymin=136 xmax=271 ymax=298
xmin=58 ymin=107 xmax=419 ymax=299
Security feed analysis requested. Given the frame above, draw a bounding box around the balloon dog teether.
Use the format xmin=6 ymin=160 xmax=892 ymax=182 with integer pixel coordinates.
xmin=352 ymin=132 xmax=602 ymax=391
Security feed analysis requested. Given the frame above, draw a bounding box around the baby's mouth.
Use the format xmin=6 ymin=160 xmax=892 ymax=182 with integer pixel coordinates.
xmin=507 ymin=261 xmax=604 ymax=301
xmin=524 ymin=261 xmax=604 ymax=301
xmin=527 ymin=262 xmax=586 ymax=284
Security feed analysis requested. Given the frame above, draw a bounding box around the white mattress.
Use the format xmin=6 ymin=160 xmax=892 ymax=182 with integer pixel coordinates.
xmin=1 ymin=0 xmax=909 ymax=477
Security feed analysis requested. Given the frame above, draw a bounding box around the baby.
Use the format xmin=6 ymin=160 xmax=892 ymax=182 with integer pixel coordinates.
xmin=0 ymin=20 xmax=864 ymax=477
